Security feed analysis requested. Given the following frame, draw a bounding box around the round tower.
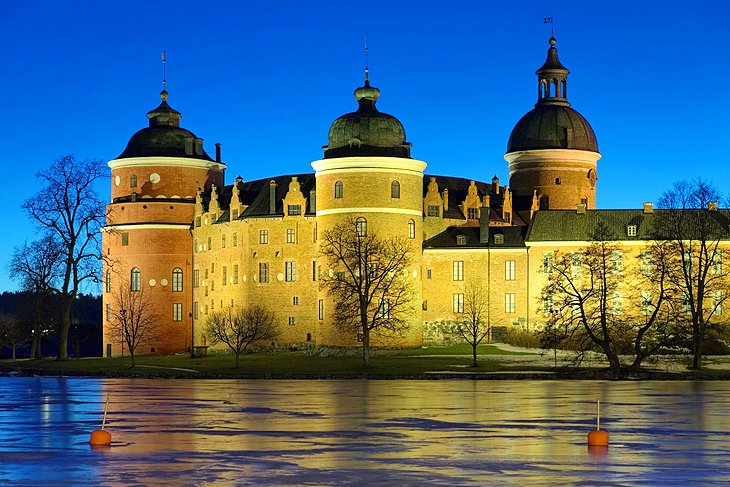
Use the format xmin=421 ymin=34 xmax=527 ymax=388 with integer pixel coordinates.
xmin=102 ymin=89 xmax=225 ymax=356
xmin=311 ymin=72 xmax=426 ymax=347
xmin=504 ymin=36 xmax=601 ymax=211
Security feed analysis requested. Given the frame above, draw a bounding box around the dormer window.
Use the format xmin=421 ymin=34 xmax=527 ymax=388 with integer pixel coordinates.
xmin=456 ymin=235 xmax=467 ymax=246
xmin=494 ymin=234 xmax=504 ymax=245
xmin=627 ymin=225 xmax=637 ymax=237
xmin=467 ymin=207 xmax=478 ymax=220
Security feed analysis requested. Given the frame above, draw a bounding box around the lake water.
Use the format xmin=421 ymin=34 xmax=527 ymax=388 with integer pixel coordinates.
xmin=1 ymin=378 xmax=729 ymax=485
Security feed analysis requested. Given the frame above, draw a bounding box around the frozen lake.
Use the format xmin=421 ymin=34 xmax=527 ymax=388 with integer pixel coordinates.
xmin=1 ymin=378 xmax=730 ymax=485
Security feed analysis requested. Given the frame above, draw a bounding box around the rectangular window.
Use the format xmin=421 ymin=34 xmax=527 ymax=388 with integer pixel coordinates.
xmin=542 ymin=252 xmax=554 ymax=275
xmin=641 ymin=290 xmax=653 ymax=316
xmin=233 ymin=232 xmax=238 ymax=247
xmin=571 ymin=252 xmax=583 ymax=276
xmin=204 ymin=268 xmax=209 ymax=279
xmin=195 ymin=217 xmax=201 ymax=228
xmin=193 ymin=301 xmax=199 ymax=320
xmin=467 ymin=207 xmax=478 ymax=219
xmin=453 ymin=261 xmax=464 ymax=281
xmin=641 ymin=250 xmax=653 ymax=276
xmin=288 ymin=204 xmax=301 ymax=215
xmin=318 ymin=299 xmax=324 ymax=320
xmin=427 ymin=205 xmax=439 ymax=217
xmin=205 ymin=304 xmax=209 ymax=315
xmin=453 ymin=293 xmax=464 ymax=313
xmin=260 ymin=229 xmax=269 ymax=244
xmin=121 ymin=233 xmax=129 ymax=246
xmin=221 ymin=235 xmax=226 ymax=249
xmin=222 ymin=266 xmax=227 ymax=286
xmin=211 ymin=263 xmax=215 ymax=273
xmin=207 ymin=236 xmax=212 ymax=250
xmin=505 ymin=293 xmax=516 ymax=313
xmin=173 ymin=303 xmax=182 ymax=322
xmin=293 ymin=296 xmax=299 ymax=305
xmin=285 ymin=261 xmax=296 ymax=282
xmin=542 ymin=293 xmax=553 ymax=316
xmin=205 ymin=286 xmax=208 ymax=297
xmin=233 ymin=265 xmax=239 ymax=284
xmin=106 ymin=304 xmax=111 ymax=321
xmin=712 ymin=251 xmax=723 ymax=275
xmin=232 ymin=209 xmax=239 ymax=219
xmin=211 ymin=280 xmax=215 ymax=291
xmin=193 ymin=269 xmax=200 ymax=288
xmin=377 ymin=299 xmax=390 ymax=319
xmin=612 ymin=291 xmax=623 ymax=315
xmin=505 ymin=260 xmax=516 ymax=281
xmin=259 ymin=263 xmax=269 ymax=283
xmin=194 ymin=238 xmax=198 ymax=253
xmin=713 ymin=290 xmax=724 ymax=315
xmin=312 ymin=260 xmax=317 ymax=281
xmin=612 ymin=251 xmax=623 ymax=274
xmin=288 ymin=316 xmax=296 ymax=325
xmin=286 ymin=228 xmax=296 ymax=244
xmin=427 ymin=269 xmax=432 ymax=279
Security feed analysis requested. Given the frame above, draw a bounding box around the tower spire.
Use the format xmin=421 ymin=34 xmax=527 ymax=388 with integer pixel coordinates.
xmin=161 ymin=51 xmax=167 ymax=92
xmin=364 ymin=38 xmax=370 ymax=86
xmin=535 ymin=34 xmax=570 ymax=107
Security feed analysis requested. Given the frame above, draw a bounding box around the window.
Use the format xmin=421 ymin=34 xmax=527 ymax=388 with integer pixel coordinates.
xmin=641 ymin=290 xmax=653 ymax=316
xmin=453 ymin=261 xmax=464 ymax=281
xmin=106 ymin=304 xmax=111 ymax=321
xmin=391 ymin=181 xmax=400 ymax=198
xmin=505 ymin=261 xmax=515 ymax=281
xmin=334 ymin=181 xmax=343 ymax=199
xmin=612 ymin=291 xmax=623 ymax=315
xmin=288 ymin=316 xmax=296 ymax=325
xmin=427 ymin=269 xmax=432 ymax=279
xmin=312 ymin=261 xmax=317 ymax=281
xmin=121 ymin=233 xmax=129 ymax=246
xmin=221 ymin=234 xmax=226 ymax=248
xmin=204 ymin=268 xmax=209 ymax=279
xmin=627 ymin=225 xmax=637 ymax=237
xmin=205 ymin=304 xmax=209 ymax=315
xmin=288 ymin=204 xmax=301 ymax=215
xmin=211 ymin=263 xmax=215 ymax=274
xmin=542 ymin=252 xmax=554 ymax=275
xmin=172 ymin=303 xmax=182 ymax=322
xmin=233 ymin=265 xmax=239 ymax=284
xmin=612 ymin=251 xmax=623 ymax=274
xmin=712 ymin=251 xmax=723 ymax=275
xmin=195 ymin=217 xmax=201 ymax=228
xmin=542 ymin=293 xmax=553 ymax=316
xmin=207 ymin=236 xmax=212 ymax=250
xmin=233 ymin=232 xmax=238 ymax=247
xmin=293 ymin=296 xmax=299 ymax=305
xmin=453 ymin=293 xmax=464 ymax=313
xmin=172 ymin=268 xmax=183 ymax=292
xmin=467 ymin=207 xmax=478 ymax=220
xmin=377 ymin=300 xmax=390 ymax=319
xmin=286 ymin=228 xmax=296 ymax=243
xmin=494 ymin=234 xmax=504 ymax=245
xmin=210 ymin=280 xmax=214 ymax=291
xmin=505 ymin=293 xmax=516 ymax=313
xmin=260 ymin=229 xmax=269 ymax=244
xmin=222 ymin=266 xmax=227 ymax=286
xmin=131 ymin=268 xmax=141 ymax=291
xmin=641 ymin=250 xmax=653 ymax=276
xmin=205 ymin=286 xmax=208 ymax=297
xmin=568 ymin=252 xmax=582 ymax=276
xmin=356 ymin=217 xmax=367 ymax=237
xmin=130 ymin=174 xmax=137 ymax=188
xmin=193 ymin=269 xmax=200 ymax=288
xmin=259 ymin=263 xmax=269 ymax=283
xmin=456 ymin=235 xmax=467 ymax=246
xmin=683 ymin=292 xmax=691 ymax=314
xmin=285 ymin=261 xmax=296 ymax=282
xmin=232 ymin=209 xmax=239 ymax=219
xmin=427 ymin=205 xmax=439 ymax=217
xmin=408 ymin=219 xmax=415 ymax=239
xmin=713 ymin=290 xmax=724 ymax=315
xmin=105 ymin=269 xmax=111 ymax=293
xmin=555 ymin=177 xmax=561 ymax=185
xmin=193 ymin=301 xmax=199 ymax=320
xmin=318 ymin=299 xmax=324 ymax=320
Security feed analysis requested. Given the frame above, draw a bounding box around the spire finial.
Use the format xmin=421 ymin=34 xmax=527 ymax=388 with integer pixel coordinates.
xmin=161 ymin=51 xmax=167 ymax=93
xmin=364 ymin=38 xmax=370 ymax=85
xmin=543 ymin=16 xmax=555 ymax=41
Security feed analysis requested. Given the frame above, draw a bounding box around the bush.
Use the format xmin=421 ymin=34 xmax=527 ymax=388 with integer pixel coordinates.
xmin=502 ymin=326 xmax=541 ymax=349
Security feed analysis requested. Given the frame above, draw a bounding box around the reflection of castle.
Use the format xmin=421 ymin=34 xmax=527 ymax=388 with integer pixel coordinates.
xmin=101 ymin=36 xmax=608 ymax=355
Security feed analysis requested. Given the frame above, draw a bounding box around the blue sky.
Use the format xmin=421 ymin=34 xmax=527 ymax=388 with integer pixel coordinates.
xmin=0 ymin=0 xmax=728 ymax=292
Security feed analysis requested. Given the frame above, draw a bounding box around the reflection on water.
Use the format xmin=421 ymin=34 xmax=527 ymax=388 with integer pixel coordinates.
xmin=1 ymin=378 xmax=730 ymax=485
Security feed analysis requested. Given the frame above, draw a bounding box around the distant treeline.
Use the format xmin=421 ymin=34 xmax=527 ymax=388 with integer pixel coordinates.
xmin=0 ymin=291 xmax=102 ymax=359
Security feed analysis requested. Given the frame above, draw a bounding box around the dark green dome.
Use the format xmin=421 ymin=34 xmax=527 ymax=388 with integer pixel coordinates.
xmin=117 ymin=90 xmax=212 ymax=161
xmin=507 ymin=104 xmax=598 ymax=153
xmin=324 ymin=79 xmax=411 ymax=159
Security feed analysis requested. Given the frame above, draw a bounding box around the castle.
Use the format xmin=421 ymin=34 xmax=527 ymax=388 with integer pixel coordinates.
xmin=101 ymin=36 xmax=631 ymax=355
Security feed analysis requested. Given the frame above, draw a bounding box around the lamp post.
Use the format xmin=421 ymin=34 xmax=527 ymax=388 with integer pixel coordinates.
xmin=120 ymin=307 xmax=126 ymax=357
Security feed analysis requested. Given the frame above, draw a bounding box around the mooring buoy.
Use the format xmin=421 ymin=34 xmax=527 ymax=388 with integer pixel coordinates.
xmin=587 ymin=398 xmax=608 ymax=446
xmin=89 ymin=394 xmax=112 ymax=446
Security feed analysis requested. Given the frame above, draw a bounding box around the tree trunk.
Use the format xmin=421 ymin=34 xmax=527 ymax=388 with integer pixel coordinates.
xmin=57 ymin=298 xmax=72 ymax=361
xmin=362 ymin=329 xmax=370 ymax=368
xmin=235 ymin=352 xmax=240 ymax=369
xmin=30 ymin=334 xmax=40 ymax=359
xmin=12 ymin=344 xmax=16 ymax=360
xmin=130 ymin=350 xmax=136 ymax=367
xmin=472 ymin=342 xmax=478 ymax=368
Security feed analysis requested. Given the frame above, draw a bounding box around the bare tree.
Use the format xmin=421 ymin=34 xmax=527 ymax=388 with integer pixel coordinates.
xmin=9 ymin=234 xmax=62 ymax=358
xmin=22 ymin=155 xmax=106 ymax=360
xmin=456 ymin=277 xmax=491 ymax=367
xmin=654 ymin=180 xmax=730 ymax=368
xmin=204 ymin=305 xmax=279 ymax=368
xmin=0 ymin=314 xmax=28 ymax=360
xmin=320 ymin=220 xmax=415 ymax=367
xmin=106 ymin=285 xmax=161 ymax=367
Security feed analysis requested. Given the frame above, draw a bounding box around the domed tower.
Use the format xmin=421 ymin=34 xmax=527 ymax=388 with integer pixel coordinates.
xmin=504 ymin=36 xmax=601 ymax=211
xmin=102 ymin=89 xmax=225 ymax=356
xmin=311 ymin=71 xmax=426 ymax=347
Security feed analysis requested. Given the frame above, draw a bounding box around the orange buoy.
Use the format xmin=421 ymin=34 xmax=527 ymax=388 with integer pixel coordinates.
xmin=89 ymin=395 xmax=112 ymax=446
xmin=587 ymin=399 xmax=609 ymax=446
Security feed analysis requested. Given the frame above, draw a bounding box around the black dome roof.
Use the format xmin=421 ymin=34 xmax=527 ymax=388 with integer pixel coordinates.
xmin=507 ymin=104 xmax=598 ymax=153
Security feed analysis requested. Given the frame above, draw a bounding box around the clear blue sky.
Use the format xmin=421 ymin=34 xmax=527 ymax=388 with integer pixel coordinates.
xmin=1 ymin=0 xmax=728 ymax=292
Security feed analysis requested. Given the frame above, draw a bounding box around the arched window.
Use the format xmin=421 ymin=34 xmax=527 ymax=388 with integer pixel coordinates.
xmin=131 ymin=268 xmax=141 ymax=291
xmin=334 ymin=181 xmax=343 ymax=199
xmin=391 ymin=180 xmax=400 ymax=199
xmin=105 ymin=269 xmax=111 ymax=293
xmin=408 ymin=219 xmax=415 ymax=239
xmin=555 ymin=177 xmax=561 ymax=185
xmin=172 ymin=268 xmax=183 ymax=292
xmin=540 ymin=80 xmax=547 ymax=98
xmin=130 ymin=175 xmax=138 ymax=188
xmin=355 ymin=217 xmax=367 ymax=237
xmin=560 ymin=80 xmax=567 ymax=98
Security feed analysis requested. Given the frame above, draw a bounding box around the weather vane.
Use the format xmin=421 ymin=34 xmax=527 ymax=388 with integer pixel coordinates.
xmin=543 ymin=16 xmax=555 ymax=37
xmin=161 ymin=51 xmax=167 ymax=91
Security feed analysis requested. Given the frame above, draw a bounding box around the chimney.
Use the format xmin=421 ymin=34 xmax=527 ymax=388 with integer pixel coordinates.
xmin=576 ymin=204 xmax=586 ymax=214
xmin=643 ymin=202 xmax=654 ymax=214
xmin=443 ymin=189 xmax=449 ymax=211
xmin=492 ymin=175 xmax=500 ymax=194
xmin=709 ymin=201 xmax=719 ymax=211
xmin=215 ymin=143 xmax=222 ymax=162
xmin=269 ymin=180 xmax=277 ymax=214
xmin=309 ymin=189 xmax=316 ymax=214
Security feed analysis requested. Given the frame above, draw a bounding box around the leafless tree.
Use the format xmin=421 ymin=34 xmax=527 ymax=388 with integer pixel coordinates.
xmin=22 ymin=155 xmax=106 ymax=360
xmin=654 ymin=180 xmax=730 ymax=368
xmin=106 ymin=285 xmax=161 ymax=367
xmin=320 ymin=220 xmax=415 ymax=367
xmin=204 ymin=305 xmax=279 ymax=368
xmin=0 ymin=314 xmax=28 ymax=360
xmin=456 ymin=277 xmax=491 ymax=367
xmin=9 ymin=234 xmax=62 ymax=358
